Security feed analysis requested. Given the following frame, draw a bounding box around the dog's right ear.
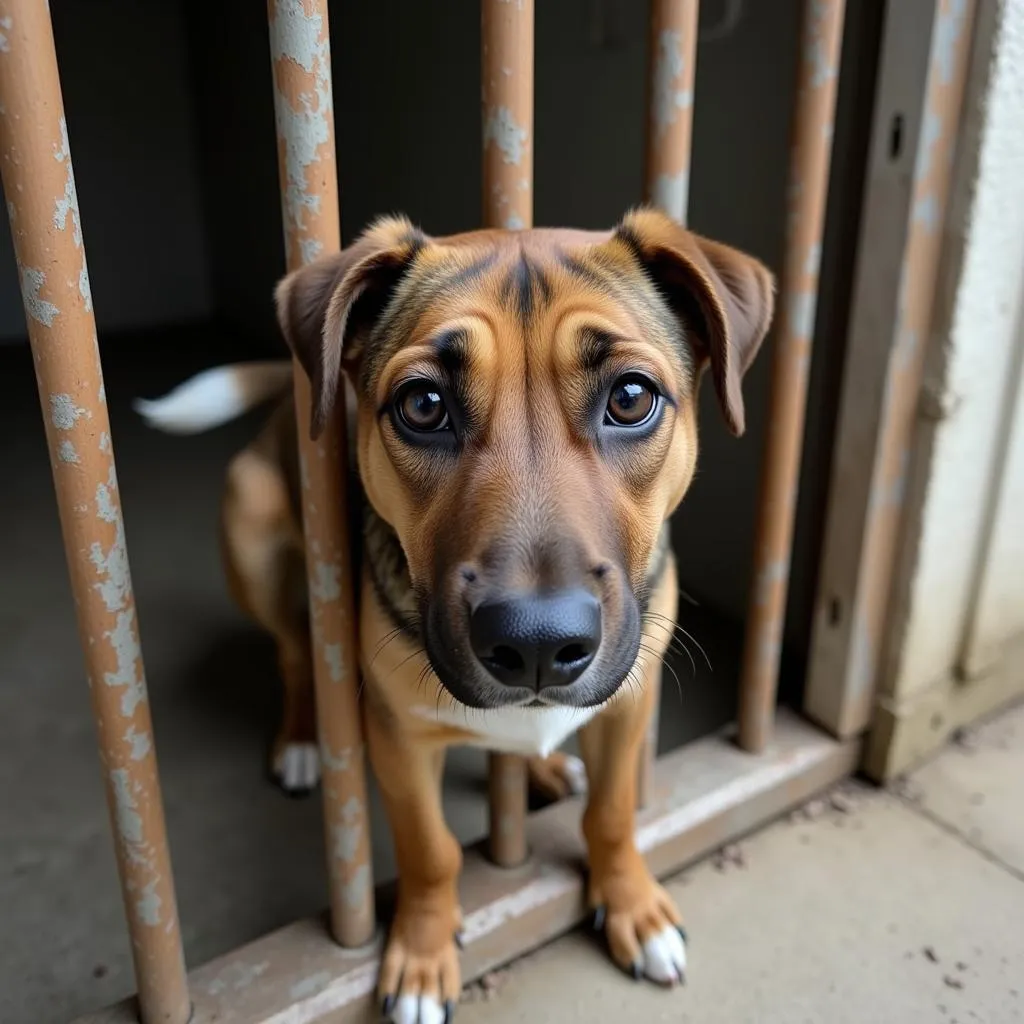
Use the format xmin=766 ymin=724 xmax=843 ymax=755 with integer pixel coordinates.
xmin=274 ymin=215 xmax=427 ymax=438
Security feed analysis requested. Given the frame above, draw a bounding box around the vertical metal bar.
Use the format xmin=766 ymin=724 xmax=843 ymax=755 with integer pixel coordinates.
xmin=737 ymin=0 xmax=846 ymax=754
xmin=268 ymin=0 xmax=375 ymax=947
xmin=644 ymin=0 xmax=699 ymax=224
xmin=816 ymin=0 xmax=977 ymax=730
xmin=482 ymin=0 xmax=533 ymax=867
xmin=639 ymin=0 xmax=699 ymax=807
xmin=0 ymin=5 xmax=190 ymax=1022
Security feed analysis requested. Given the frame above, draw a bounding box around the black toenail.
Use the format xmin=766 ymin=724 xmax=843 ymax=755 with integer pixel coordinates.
xmin=444 ymin=998 xmax=457 ymax=1023
xmin=381 ymin=993 xmax=396 ymax=1017
xmin=631 ymin=960 xmax=643 ymax=981
xmin=592 ymin=906 xmax=606 ymax=931
xmin=677 ymin=925 xmax=688 ymax=943
xmin=454 ymin=930 xmax=465 ymax=949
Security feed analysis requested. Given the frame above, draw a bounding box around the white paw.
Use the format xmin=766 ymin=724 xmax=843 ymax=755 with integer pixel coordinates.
xmin=562 ymin=753 xmax=588 ymax=795
xmin=641 ymin=925 xmax=687 ymax=985
xmin=389 ymin=993 xmax=448 ymax=1024
xmin=274 ymin=742 xmax=320 ymax=793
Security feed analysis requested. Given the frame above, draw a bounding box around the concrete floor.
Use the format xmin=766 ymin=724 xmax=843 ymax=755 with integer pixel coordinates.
xmin=458 ymin=701 xmax=1024 ymax=1024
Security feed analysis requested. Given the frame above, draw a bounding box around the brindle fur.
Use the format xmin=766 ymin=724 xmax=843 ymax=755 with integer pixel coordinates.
xmin=221 ymin=208 xmax=774 ymax=1014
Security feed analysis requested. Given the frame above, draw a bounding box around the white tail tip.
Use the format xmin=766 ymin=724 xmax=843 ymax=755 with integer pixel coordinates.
xmin=134 ymin=361 xmax=292 ymax=435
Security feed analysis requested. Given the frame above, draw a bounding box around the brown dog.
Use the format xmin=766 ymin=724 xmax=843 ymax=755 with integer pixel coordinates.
xmin=137 ymin=208 xmax=773 ymax=1023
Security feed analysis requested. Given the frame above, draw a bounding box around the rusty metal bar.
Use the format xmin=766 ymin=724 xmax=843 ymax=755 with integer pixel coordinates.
xmin=482 ymin=0 xmax=533 ymax=867
xmin=639 ymin=0 xmax=700 ymax=808
xmin=267 ymin=0 xmax=375 ymax=946
xmin=812 ymin=0 xmax=977 ymax=734
xmin=644 ymin=0 xmax=699 ymax=223
xmin=0 ymin=5 xmax=190 ymax=1022
xmin=737 ymin=0 xmax=846 ymax=753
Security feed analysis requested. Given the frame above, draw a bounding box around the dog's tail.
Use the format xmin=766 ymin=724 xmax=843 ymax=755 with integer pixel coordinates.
xmin=133 ymin=361 xmax=293 ymax=435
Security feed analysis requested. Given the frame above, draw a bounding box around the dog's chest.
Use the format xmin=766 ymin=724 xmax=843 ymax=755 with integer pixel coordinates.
xmin=408 ymin=703 xmax=601 ymax=757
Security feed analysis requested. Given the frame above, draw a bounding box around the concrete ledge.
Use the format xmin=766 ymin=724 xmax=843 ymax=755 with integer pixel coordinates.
xmin=76 ymin=711 xmax=858 ymax=1024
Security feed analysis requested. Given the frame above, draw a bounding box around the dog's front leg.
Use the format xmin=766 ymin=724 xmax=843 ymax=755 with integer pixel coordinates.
xmin=367 ymin=703 xmax=461 ymax=1024
xmin=580 ymin=557 xmax=687 ymax=986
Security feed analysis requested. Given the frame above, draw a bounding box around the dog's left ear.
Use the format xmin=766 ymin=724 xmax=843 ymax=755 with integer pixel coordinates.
xmin=614 ymin=208 xmax=775 ymax=436
xmin=275 ymin=215 xmax=427 ymax=438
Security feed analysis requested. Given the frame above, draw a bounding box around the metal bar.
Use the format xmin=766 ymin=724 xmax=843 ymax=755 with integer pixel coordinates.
xmin=639 ymin=0 xmax=699 ymax=808
xmin=804 ymin=0 xmax=941 ymax=737
xmin=78 ymin=711 xmax=858 ymax=1024
xmin=644 ymin=0 xmax=699 ymax=223
xmin=267 ymin=0 xmax=375 ymax=947
xmin=814 ymin=0 xmax=977 ymax=735
xmin=0 ymin=4 xmax=190 ymax=1022
xmin=482 ymin=0 xmax=534 ymax=867
xmin=737 ymin=0 xmax=846 ymax=753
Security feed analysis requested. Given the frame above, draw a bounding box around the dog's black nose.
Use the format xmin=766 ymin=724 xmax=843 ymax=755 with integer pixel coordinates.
xmin=470 ymin=589 xmax=601 ymax=691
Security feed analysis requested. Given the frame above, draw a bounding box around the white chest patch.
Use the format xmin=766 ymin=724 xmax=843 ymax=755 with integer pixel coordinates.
xmin=408 ymin=702 xmax=602 ymax=757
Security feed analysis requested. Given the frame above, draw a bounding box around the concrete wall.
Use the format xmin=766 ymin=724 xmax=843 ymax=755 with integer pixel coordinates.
xmin=0 ymin=0 xmax=212 ymax=339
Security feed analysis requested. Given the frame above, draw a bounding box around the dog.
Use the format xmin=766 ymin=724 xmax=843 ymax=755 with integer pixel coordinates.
xmin=137 ymin=207 xmax=774 ymax=1023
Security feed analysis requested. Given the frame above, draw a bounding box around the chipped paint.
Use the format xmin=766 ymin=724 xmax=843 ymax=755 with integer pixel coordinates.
xmin=125 ymin=724 xmax=152 ymax=761
xmin=650 ymin=170 xmax=689 ymax=220
xmin=343 ymin=864 xmax=370 ymax=909
xmin=483 ymin=104 xmax=528 ymax=165
xmin=49 ymin=392 xmax=88 ymax=429
xmin=99 ymin=430 xmax=111 ymax=453
xmin=651 ymin=29 xmax=692 ymax=137
xmin=319 ymin=742 xmax=351 ymax=772
xmin=94 ymin=464 xmax=119 ymax=523
xmin=103 ymin=609 xmax=145 ymax=717
xmin=110 ymin=767 xmax=144 ymax=849
xmin=261 ymin=963 xmax=378 ymax=1024
xmin=324 ymin=642 xmax=344 ymax=682
xmin=269 ymin=0 xmax=332 ymax=237
xmin=136 ymin=879 xmax=162 ymax=926
xmin=331 ymin=796 xmax=363 ymax=863
xmin=788 ymin=289 xmax=818 ymax=340
xmin=462 ymin=866 xmax=576 ymax=943
xmin=52 ymin=117 xmax=92 ymax=311
xmin=504 ymin=212 xmax=525 ymax=230
xmin=298 ymin=237 xmax=322 ymax=263
xmin=206 ymin=960 xmax=271 ymax=996
xmin=0 ymin=14 xmax=10 ymax=53
xmin=310 ymin=559 xmax=341 ymax=602
xmin=58 ymin=439 xmax=79 ymax=463
xmin=21 ymin=266 xmax=59 ymax=326
xmin=804 ymin=0 xmax=839 ymax=89
xmin=933 ymin=0 xmax=968 ymax=84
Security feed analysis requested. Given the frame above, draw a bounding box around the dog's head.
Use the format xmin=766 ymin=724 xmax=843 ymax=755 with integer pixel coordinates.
xmin=276 ymin=210 xmax=773 ymax=711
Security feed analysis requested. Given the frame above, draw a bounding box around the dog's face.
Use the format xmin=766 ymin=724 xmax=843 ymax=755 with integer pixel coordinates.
xmin=277 ymin=210 xmax=773 ymax=711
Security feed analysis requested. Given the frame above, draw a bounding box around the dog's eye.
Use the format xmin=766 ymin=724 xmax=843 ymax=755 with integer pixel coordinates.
xmin=397 ymin=382 xmax=449 ymax=432
xmin=606 ymin=376 xmax=657 ymax=427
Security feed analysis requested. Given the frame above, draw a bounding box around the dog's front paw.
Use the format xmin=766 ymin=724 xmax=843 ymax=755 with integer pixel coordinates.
xmin=272 ymin=741 xmax=320 ymax=795
xmin=527 ymin=752 xmax=588 ymax=801
xmin=379 ymin=910 xmax=461 ymax=1024
xmin=591 ymin=871 xmax=686 ymax=986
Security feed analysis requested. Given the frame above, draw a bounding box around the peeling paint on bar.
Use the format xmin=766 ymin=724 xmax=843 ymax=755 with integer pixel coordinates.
xmin=483 ymin=104 xmax=528 ymax=165
xmin=22 ymin=266 xmax=59 ymax=326
xmin=738 ymin=0 xmax=846 ymax=753
xmin=268 ymin=0 xmax=376 ymax=947
xmin=644 ymin=2 xmax=698 ymax=227
xmin=651 ymin=29 xmax=692 ymax=137
xmin=0 ymin=2 xmax=188 ymax=1017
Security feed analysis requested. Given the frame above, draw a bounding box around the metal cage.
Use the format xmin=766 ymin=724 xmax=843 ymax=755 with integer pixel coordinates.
xmin=0 ymin=0 xmax=976 ymax=1021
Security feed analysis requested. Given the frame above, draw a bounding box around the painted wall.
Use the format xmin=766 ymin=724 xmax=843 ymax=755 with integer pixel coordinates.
xmin=0 ymin=0 xmax=212 ymax=340
xmin=886 ymin=1 xmax=1024 ymax=701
